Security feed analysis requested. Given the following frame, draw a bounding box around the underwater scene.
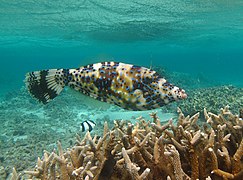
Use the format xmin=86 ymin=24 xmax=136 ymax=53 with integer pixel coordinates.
xmin=0 ymin=0 xmax=243 ymax=179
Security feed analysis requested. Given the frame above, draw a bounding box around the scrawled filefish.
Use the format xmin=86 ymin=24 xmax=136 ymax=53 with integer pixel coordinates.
xmin=25 ymin=62 xmax=187 ymax=110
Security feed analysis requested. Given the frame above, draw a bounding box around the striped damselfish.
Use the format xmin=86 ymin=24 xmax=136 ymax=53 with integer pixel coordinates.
xmin=80 ymin=120 xmax=96 ymax=132
xmin=25 ymin=62 xmax=187 ymax=110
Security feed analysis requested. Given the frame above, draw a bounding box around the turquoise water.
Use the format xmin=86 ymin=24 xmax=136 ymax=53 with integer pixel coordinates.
xmin=1 ymin=0 xmax=243 ymax=95
xmin=0 ymin=0 xmax=243 ymax=177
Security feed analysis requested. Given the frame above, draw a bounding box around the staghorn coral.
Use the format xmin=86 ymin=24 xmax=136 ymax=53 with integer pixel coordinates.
xmin=240 ymin=108 xmax=243 ymax=119
xmin=10 ymin=106 xmax=242 ymax=180
xmin=0 ymin=166 xmax=7 ymax=179
xmin=0 ymin=88 xmax=117 ymax=174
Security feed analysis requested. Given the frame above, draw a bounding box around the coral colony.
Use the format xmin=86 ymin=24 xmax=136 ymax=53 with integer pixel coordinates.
xmin=10 ymin=106 xmax=242 ymax=179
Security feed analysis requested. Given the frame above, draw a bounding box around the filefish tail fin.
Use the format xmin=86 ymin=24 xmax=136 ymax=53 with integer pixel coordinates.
xmin=25 ymin=69 xmax=68 ymax=104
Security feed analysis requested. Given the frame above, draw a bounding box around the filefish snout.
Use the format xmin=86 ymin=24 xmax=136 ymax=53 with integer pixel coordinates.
xmin=171 ymin=87 xmax=187 ymax=100
xmin=179 ymin=89 xmax=187 ymax=99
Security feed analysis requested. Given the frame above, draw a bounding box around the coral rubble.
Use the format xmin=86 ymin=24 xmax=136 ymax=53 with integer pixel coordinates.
xmin=10 ymin=106 xmax=243 ymax=179
xmin=172 ymin=85 xmax=243 ymax=116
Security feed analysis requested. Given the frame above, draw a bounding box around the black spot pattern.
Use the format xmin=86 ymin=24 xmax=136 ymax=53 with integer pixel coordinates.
xmin=26 ymin=62 xmax=186 ymax=110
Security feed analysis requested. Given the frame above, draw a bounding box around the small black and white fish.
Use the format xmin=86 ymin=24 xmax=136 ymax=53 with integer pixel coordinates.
xmin=80 ymin=120 xmax=96 ymax=132
xmin=25 ymin=62 xmax=187 ymax=110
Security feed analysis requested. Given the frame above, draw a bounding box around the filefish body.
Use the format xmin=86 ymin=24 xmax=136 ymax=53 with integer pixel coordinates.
xmin=25 ymin=62 xmax=187 ymax=111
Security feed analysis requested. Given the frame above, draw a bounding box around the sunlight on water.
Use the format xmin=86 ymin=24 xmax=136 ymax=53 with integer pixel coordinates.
xmin=0 ymin=1 xmax=243 ymax=178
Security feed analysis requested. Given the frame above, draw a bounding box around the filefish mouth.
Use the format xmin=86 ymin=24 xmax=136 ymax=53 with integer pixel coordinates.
xmin=180 ymin=89 xmax=187 ymax=99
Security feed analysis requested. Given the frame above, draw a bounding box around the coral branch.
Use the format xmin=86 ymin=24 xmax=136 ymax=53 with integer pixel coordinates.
xmin=12 ymin=106 xmax=242 ymax=180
